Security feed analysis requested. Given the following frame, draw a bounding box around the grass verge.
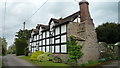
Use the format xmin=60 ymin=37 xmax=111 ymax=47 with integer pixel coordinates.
xmin=21 ymin=56 xmax=70 ymax=68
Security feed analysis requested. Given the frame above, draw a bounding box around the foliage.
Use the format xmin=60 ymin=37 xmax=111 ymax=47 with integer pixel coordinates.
xmin=15 ymin=29 xmax=32 ymax=40
xmin=96 ymin=22 xmax=120 ymax=44
xmin=30 ymin=51 xmax=44 ymax=61
xmin=80 ymin=60 xmax=98 ymax=66
xmin=22 ymin=56 xmax=70 ymax=67
xmin=7 ymin=44 xmax=16 ymax=54
xmin=99 ymin=42 xmax=115 ymax=58
xmin=0 ymin=37 xmax=7 ymax=55
xmin=67 ymin=36 xmax=83 ymax=65
xmin=15 ymin=38 xmax=28 ymax=56
xmin=37 ymin=52 xmax=52 ymax=62
xmin=24 ymin=47 xmax=29 ymax=56
xmin=53 ymin=56 xmax=62 ymax=63
xmin=15 ymin=29 xmax=31 ymax=56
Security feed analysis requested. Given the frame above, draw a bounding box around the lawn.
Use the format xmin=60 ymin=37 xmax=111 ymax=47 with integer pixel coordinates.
xmin=21 ymin=56 xmax=70 ymax=67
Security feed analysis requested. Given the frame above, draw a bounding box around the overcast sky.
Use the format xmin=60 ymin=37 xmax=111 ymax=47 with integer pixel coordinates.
xmin=0 ymin=0 xmax=119 ymax=48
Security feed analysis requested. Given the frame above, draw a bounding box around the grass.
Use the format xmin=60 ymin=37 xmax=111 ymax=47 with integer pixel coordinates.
xmin=21 ymin=56 xmax=70 ymax=67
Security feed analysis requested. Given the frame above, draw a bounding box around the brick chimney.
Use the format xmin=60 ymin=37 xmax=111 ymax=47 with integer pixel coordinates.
xmin=79 ymin=0 xmax=91 ymax=22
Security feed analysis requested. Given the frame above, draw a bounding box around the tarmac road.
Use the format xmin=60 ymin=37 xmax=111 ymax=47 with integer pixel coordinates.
xmin=2 ymin=54 xmax=42 ymax=68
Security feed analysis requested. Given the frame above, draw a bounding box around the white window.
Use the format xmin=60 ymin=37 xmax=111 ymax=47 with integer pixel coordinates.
xmin=50 ymin=21 xmax=55 ymax=31
xmin=46 ymin=46 xmax=49 ymax=52
xmin=30 ymin=43 xmax=31 ymax=45
xmin=34 ymin=48 xmax=36 ymax=52
xmin=61 ymin=24 xmax=66 ymax=33
xmin=55 ymin=27 xmax=60 ymax=35
xmin=37 ymin=35 xmax=39 ymax=40
xmin=39 ymin=47 xmax=41 ymax=51
xmin=61 ymin=35 xmax=66 ymax=43
xmin=56 ymin=39 xmax=60 ymax=43
xmin=39 ymin=41 xmax=41 ymax=46
xmin=43 ymin=40 xmax=45 ymax=45
xmin=32 ymin=48 xmax=33 ymax=52
xmin=52 ymin=38 xmax=54 ymax=44
xmin=46 ymin=31 xmax=49 ymax=37
xmin=61 ymin=44 xmax=67 ymax=53
xmin=43 ymin=47 xmax=45 ymax=52
xmin=46 ymin=39 xmax=49 ymax=45
xmin=55 ymin=46 xmax=60 ymax=53
xmin=52 ymin=46 xmax=54 ymax=53
xmin=43 ymin=32 xmax=45 ymax=38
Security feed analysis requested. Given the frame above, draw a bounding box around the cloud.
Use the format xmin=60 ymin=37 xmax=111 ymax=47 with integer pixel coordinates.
xmin=0 ymin=0 xmax=119 ymax=47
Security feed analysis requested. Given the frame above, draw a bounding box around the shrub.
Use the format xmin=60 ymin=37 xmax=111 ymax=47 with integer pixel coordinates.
xmin=24 ymin=47 xmax=29 ymax=56
xmin=53 ymin=56 xmax=62 ymax=63
xmin=30 ymin=51 xmax=44 ymax=61
xmin=87 ymin=60 xmax=98 ymax=65
xmin=80 ymin=60 xmax=99 ymax=66
xmin=98 ymin=58 xmax=106 ymax=62
xmin=37 ymin=52 xmax=52 ymax=62
xmin=66 ymin=59 xmax=76 ymax=66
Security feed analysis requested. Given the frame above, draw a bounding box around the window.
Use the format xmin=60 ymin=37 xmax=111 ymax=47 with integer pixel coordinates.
xmin=46 ymin=39 xmax=49 ymax=45
xmin=43 ymin=32 xmax=45 ymax=38
xmin=43 ymin=47 xmax=45 ymax=52
xmin=52 ymin=46 xmax=54 ymax=53
xmin=55 ymin=46 xmax=60 ymax=53
xmin=61 ymin=44 xmax=67 ymax=53
xmin=52 ymin=38 xmax=54 ymax=44
xmin=56 ymin=39 xmax=60 ymax=43
xmin=61 ymin=25 xmax=66 ymax=33
xmin=39 ymin=47 xmax=41 ymax=51
xmin=55 ymin=27 xmax=60 ymax=35
xmin=46 ymin=31 xmax=49 ymax=37
xmin=46 ymin=46 xmax=49 ymax=52
xmin=39 ymin=35 xmax=41 ymax=39
xmin=61 ymin=35 xmax=66 ymax=43
xmin=39 ymin=41 xmax=41 ymax=46
xmin=43 ymin=40 xmax=45 ymax=45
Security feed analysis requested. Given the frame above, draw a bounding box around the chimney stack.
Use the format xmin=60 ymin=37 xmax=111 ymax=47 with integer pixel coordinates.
xmin=79 ymin=0 xmax=91 ymax=22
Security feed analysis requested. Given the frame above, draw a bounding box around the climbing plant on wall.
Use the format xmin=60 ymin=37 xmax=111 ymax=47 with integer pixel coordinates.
xmin=67 ymin=36 xmax=83 ymax=65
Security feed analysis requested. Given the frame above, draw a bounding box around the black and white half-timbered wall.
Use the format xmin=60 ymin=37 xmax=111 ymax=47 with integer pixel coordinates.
xmin=29 ymin=0 xmax=100 ymax=63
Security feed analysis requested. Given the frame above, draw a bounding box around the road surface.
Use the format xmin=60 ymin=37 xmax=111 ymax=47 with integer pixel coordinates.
xmin=2 ymin=54 xmax=42 ymax=68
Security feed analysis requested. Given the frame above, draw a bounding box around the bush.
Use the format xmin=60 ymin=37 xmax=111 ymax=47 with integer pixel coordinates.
xmin=15 ymin=38 xmax=28 ymax=56
xmin=80 ymin=60 xmax=99 ymax=66
xmin=87 ymin=60 xmax=98 ymax=65
xmin=66 ymin=59 xmax=76 ymax=66
xmin=24 ymin=47 xmax=29 ymax=56
xmin=53 ymin=56 xmax=62 ymax=63
xmin=37 ymin=52 xmax=52 ymax=62
xmin=30 ymin=51 xmax=44 ymax=61
xmin=98 ymin=58 xmax=106 ymax=62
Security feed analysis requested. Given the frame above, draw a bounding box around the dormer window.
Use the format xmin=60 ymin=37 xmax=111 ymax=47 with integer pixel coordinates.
xmin=39 ymin=27 xmax=42 ymax=35
xmin=50 ymin=21 xmax=55 ymax=35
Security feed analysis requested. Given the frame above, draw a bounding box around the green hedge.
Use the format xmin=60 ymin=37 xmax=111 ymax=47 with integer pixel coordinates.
xmin=15 ymin=38 xmax=28 ymax=56
xmin=30 ymin=51 xmax=44 ymax=61
xmin=37 ymin=52 xmax=52 ymax=62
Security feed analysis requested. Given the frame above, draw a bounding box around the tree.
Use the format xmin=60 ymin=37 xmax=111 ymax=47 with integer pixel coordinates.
xmin=67 ymin=36 xmax=83 ymax=65
xmin=96 ymin=22 xmax=120 ymax=44
xmin=14 ymin=29 xmax=31 ymax=56
xmin=0 ymin=37 xmax=7 ymax=55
